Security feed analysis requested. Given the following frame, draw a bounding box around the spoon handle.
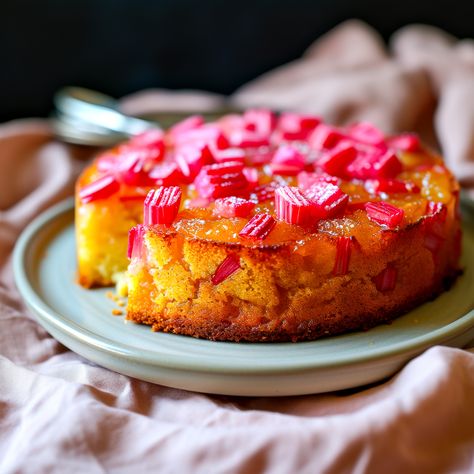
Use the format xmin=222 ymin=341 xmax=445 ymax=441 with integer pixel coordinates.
xmin=53 ymin=87 xmax=160 ymax=145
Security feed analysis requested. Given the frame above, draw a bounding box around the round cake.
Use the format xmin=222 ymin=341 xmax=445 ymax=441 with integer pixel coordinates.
xmin=76 ymin=110 xmax=462 ymax=342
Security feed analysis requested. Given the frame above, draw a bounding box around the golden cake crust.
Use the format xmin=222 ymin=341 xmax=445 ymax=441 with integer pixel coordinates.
xmin=75 ymin=165 xmax=144 ymax=288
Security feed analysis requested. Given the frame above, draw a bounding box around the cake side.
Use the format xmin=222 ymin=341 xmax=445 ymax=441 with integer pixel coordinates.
xmin=76 ymin=154 xmax=151 ymax=288
xmin=126 ymin=198 xmax=461 ymax=342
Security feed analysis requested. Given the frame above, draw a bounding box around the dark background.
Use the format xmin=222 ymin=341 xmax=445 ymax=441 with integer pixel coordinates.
xmin=1 ymin=0 xmax=474 ymax=122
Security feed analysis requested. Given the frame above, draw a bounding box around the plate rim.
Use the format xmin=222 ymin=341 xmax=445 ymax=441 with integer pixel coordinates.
xmin=13 ymin=198 xmax=474 ymax=375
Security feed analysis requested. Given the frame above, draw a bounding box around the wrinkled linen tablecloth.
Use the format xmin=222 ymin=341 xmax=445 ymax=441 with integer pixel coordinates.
xmin=1 ymin=21 xmax=474 ymax=473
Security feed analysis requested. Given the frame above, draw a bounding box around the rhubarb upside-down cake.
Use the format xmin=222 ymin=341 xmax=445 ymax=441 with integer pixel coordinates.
xmin=76 ymin=110 xmax=462 ymax=342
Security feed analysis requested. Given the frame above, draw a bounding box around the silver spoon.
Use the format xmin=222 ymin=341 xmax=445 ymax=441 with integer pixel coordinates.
xmin=52 ymin=87 xmax=160 ymax=146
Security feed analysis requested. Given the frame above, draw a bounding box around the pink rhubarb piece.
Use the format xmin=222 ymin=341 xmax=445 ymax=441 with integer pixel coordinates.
xmin=348 ymin=122 xmax=385 ymax=147
xmin=317 ymin=142 xmax=357 ymax=177
xmin=239 ymin=213 xmax=276 ymax=240
xmin=297 ymin=171 xmax=339 ymax=190
xmin=213 ymin=196 xmax=255 ymax=218
xmin=211 ymin=254 xmax=241 ymax=285
xmin=373 ymin=265 xmax=398 ymax=292
xmin=194 ymin=161 xmax=249 ymax=199
xmin=128 ymin=129 xmax=165 ymax=159
xmin=274 ymin=186 xmax=316 ymax=226
xmin=333 ymin=236 xmax=353 ymax=276
xmin=309 ymin=124 xmax=345 ymax=150
xmin=387 ymin=133 xmax=420 ymax=152
xmin=175 ymin=144 xmax=213 ymax=182
xmin=127 ymin=224 xmax=145 ymax=259
xmin=305 ymin=182 xmax=349 ymax=219
xmin=149 ymin=162 xmax=184 ymax=186
xmin=365 ymin=201 xmax=404 ymax=228
xmin=346 ymin=150 xmax=402 ymax=180
xmin=270 ymin=145 xmax=306 ymax=176
xmin=143 ymin=186 xmax=182 ymax=226
xmin=169 ymin=115 xmax=205 ymax=138
xmin=79 ymin=174 xmax=120 ymax=203
xmin=365 ymin=178 xmax=420 ymax=194
xmin=277 ymin=112 xmax=320 ymax=140
xmin=243 ymin=109 xmax=276 ymax=137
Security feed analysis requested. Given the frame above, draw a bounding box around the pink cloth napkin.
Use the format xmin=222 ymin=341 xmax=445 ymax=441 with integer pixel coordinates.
xmin=1 ymin=20 xmax=474 ymax=473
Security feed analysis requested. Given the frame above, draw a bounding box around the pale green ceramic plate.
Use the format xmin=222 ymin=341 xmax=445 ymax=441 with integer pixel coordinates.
xmin=13 ymin=199 xmax=474 ymax=396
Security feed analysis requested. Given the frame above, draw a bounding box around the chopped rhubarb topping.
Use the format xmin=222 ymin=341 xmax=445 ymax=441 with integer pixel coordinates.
xmin=274 ymin=186 xmax=315 ymax=226
xmin=276 ymin=129 xmax=310 ymax=142
xmin=194 ymin=161 xmax=249 ymax=199
xmin=251 ymin=183 xmax=277 ymax=202
xmin=128 ymin=129 xmax=165 ymax=160
xmin=143 ymin=186 xmax=182 ymax=226
xmin=149 ymin=162 xmax=184 ymax=186
xmin=284 ymin=113 xmax=320 ymax=130
xmin=277 ymin=112 xmax=320 ymax=140
xmin=270 ymin=145 xmax=305 ymax=176
xmin=130 ymin=128 xmax=164 ymax=146
xmin=118 ymin=151 xmax=155 ymax=186
xmin=317 ymin=142 xmax=357 ymax=177
xmin=214 ymin=196 xmax=255 ymax=218
xmin=246 ymin=147 xmax=274 ymax=166
xmin=387 ymin=133 xmax=420 ymax=152
xmin=174 ymin=125 xmax=229 ymax=150
xmin=243 ymin=109 xmax=276 ymax=136
xmin=243 ymin=167 xmax=259 ymax=190
xmin=213 ymin=147 xmax=246 ymax=164
xmin=174 ymin=154 xmax=194 ymax=182
xmin=97 ymin=153 xmax=120 ymax=173
xmin=118 ymin=139 xmax=164 ymax=166
xmin=202 ymin=161 xmax=244 ymax=176
xmin=201 ymin=173 xmax=248 ymax=198
xmin=211 ymin=254 xmax=241 ymax=285
xmin=348 ymin=122 xmax=385 ymax=147
xmin=365 ymin=178 xmax=420 ymax=194
xmin=175 ymin=144 xmax=213 ymax=182
xmin=169 ymin=115 xmax=204 ymax=138
xmin=272 ymin=145 xmax=305 ymax=165
xmin=365 ymin=201 xmax=404 ymax=228
xmin=79 ymin=174 xmax=120 ymax=203
xmin=297 ymin=171 xmax=339 ymax=190
xmin=373 ymin=265 xmax=397 ymax=292
xmin=269 ymin=162 xmax=304 ymax=176
xmin=333 ymin=236 xmax=353 ymax=276
xmin=218 ymin=114 xmax=245 ymax=133
xmin=305 ymin=182 xmax=349 ymax=219
xmin=309 ymin=124 xmax=345 ymax=150
xmin=209 ymin=132 xmax=230 ymax=151
xmin=127 ymin=224 xmax=145 ymax=259
xmin=370 ymin=150 xmax=403 ymax=178
xmin=229 ymin=130 xmax=270 ymax=148
xmin=346 ymin=150 xmax=402 ymax=180
xmin=239 ymin=213 xmax=276 ymax=240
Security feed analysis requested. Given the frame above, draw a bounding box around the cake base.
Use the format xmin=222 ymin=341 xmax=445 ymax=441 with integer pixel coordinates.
xmin=127 ymin=273 xmax=460 ymax=342
xmin=126 ymin=209 xmax=461 ymax=342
